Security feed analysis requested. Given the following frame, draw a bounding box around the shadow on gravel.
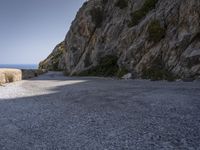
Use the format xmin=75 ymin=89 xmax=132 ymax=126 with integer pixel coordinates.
xmin=0 ymin=74 xmax=200 ymax=149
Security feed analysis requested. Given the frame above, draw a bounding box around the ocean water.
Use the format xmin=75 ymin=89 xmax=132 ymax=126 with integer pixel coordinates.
xmin=0 ymin=64 xmax=38 ymax=69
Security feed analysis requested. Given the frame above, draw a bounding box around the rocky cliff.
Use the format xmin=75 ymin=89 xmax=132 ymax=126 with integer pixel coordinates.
xmin=39 ymin=0 xmax=200 ymax=80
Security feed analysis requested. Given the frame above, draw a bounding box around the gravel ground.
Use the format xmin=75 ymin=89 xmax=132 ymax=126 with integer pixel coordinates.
xmin=0 ymin=72 xmax=200 ymax=150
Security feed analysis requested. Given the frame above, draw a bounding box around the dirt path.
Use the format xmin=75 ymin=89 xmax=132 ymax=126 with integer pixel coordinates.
xmin=0 ymin=72 xmax=200 ymax=149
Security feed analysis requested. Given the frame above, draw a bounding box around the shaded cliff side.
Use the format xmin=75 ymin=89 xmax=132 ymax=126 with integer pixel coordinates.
xmin=39 ymin=0 xmax=200 ymax=79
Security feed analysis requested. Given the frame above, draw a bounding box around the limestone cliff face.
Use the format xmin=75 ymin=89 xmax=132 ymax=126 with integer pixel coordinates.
xmin=39 ymin=42 xmax=65 ymax=71
xmin=39 ymin=0 xmax=200 ymax=79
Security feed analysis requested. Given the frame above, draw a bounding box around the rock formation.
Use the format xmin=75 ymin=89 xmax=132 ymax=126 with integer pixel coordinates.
xmin=39 ymin=0 xmax=200 ymax=80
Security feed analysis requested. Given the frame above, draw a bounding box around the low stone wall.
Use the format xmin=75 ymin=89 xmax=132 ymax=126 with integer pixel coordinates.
xmin=22 ymin=69 xmax=47 ymax=79
xmin=0 ymin=69 xmax=22 ymax=84
xmin=0 ymin=69 xmax=47 ymax=84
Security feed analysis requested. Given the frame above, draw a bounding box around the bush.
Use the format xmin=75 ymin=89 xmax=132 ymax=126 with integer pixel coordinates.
xmin=117 ymin=67 xmax=129 ymax=78
xmin=50 ymin=46 xmax=64 ymax=71
xmin=148 ymin=20 xmax=166 ymax=42
xmin=115 ymin=0 xmax=128 ymax=9
xmin=83 ymin=1 xmax=88 ymax=6
xmin=141 ymin=57 xmax=176 ymax=81
xmin=102 ymin=0 xmax=108 ymax=5
xmin=63 ymin=70 xmax=70 ymax=76
xmin=128 ymin=0 xmax=158 ymax=27
xmin=90 ymin=7 xmax=103 ymax=28
xmin=142 ymin=0 xmax=158 ymax=10
xmin=142 ymin=68 xmax=176 ymax=81
xmin=76 ymin=55 xmax=119 ymax=77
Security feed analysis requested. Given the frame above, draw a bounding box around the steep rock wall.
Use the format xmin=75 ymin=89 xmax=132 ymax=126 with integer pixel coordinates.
xmin=39 ymin=0 xmax=200 ymax=79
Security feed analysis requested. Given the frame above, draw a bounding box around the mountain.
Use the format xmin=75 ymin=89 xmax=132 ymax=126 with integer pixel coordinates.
xmin=39 ymin=0 xmax=200 ymax=80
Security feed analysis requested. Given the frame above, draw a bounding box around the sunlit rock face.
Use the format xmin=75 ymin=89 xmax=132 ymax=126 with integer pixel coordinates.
xmin=39 ymin=0 xmax=200 ymax=79
xmin=39 ymin=42 xmax=66 ymax=71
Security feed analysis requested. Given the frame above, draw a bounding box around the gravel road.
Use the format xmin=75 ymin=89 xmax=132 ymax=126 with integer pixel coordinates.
xmin=0 ymin=72 xmax=200 ymax=150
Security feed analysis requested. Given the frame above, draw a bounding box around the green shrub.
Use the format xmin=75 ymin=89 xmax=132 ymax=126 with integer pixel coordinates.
xmin=115 ymin=0 xmax=128 ymax=9
xmin=142 ymin=0 xmax=158 ymax=10
xmin=49 ymin=44 xmax=65 ymax=71
xmin=128 ymin=10 xmax=146 ymax=27
xmin=102 ymin=0 xmax=108 ymax=5
xmin=76 ymin=55 xmax=119 ymax=77
xmin=128 ymin=0 xmax=158 ymax=27
xmin=90 ymin=7 xmax=103 ymax=28
xmin=97 ymin=55 xmax=119 ymax=76
xmin=63 ymin=70 xmax=70 ymax=76
xmin=148 ymin=20 xmax=165 ymax=42
xmin=117 ymin=67 xmax=129 ymax=78
xmin=141 ymin=57 xmax=176 ymax=81
xmin=142 ymin=68 xmax=176 ymax=81
xmin=83 ymin=1 xmax=88 ymax=6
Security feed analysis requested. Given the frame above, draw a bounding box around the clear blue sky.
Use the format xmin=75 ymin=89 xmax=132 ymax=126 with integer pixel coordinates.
xmin=0 ymin=0 xmax=85 ymax=64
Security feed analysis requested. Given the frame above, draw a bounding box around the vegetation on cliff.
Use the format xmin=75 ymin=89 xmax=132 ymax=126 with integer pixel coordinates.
xmin=115 ymin=0 xmax=128 ymax=9
xmin=75 ymin=55 xmax=119 ymax=77
xmin=90 ymin=7 xmax=103 ymax=28
xmin=148 ymin=20 xmax=166 ymax=42
xmin=39 ymin=42 xmax=65 ymax=71
xmin=128 ymin=0 xmax=158 ymax=27
xmin=141 ymin=57 xmax=177 ymax=81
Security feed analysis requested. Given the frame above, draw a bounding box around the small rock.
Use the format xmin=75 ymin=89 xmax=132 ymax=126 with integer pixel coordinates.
xmin=176 ymin=79 xmax=182 ymax=82
xmin=181 ymin=78 xmax=195 ymax=82
xmin=122 ymin=73 xmax=132 ymax=79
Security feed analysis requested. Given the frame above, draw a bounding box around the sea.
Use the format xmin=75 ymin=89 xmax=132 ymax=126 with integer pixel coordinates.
xmin=0 ymin=64 xmax=38 ymax=69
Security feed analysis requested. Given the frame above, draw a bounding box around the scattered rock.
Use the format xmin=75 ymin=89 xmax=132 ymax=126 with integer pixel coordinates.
xmin=181 ymin=73 xmax=195 ymax=82
xmin=182 ymin=78 xmax=195 ymax=82
xmin=122 ymin=73 xmax=132 ymax=80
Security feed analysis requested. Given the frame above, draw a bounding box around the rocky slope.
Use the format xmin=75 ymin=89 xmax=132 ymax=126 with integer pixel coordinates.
xmin=39 ymin=0 xmax=200 ymax=79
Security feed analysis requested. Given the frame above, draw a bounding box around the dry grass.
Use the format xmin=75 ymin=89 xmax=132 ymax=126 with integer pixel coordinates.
xmin=0 ymin=69 xmax=22 ymax=84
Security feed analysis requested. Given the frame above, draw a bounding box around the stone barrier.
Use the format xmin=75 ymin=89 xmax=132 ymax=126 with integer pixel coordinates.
xmin=0 ymin=69 xmax=47 ymax=84
xmin=0 ymin=69 xmax=22 ymax=84
xmin=21 ymin=69 xmax=47 ymax=79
